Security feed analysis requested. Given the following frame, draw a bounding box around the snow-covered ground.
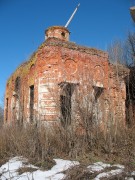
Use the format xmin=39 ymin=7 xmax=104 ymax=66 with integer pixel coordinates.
xmin=0 ymin=157 xmax=79 ymax=180
xmin=0 ymin=156 xmax=134 ymax=180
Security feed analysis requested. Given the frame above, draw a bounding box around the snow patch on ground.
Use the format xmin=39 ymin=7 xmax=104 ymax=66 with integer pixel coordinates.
xmin=0 ymin=157 xmax=134 ymax=180
xmin=87 ymin=161 xmax=111 ymax=172
xmin=94 ymin=169 xmax=123 ymax=180
xmin=0 ymin=157 xmax=79 ymax=180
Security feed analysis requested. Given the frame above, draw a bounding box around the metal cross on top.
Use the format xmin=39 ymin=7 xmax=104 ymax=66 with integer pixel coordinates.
xmin=65 ymin=3 xmax=80 ymax=28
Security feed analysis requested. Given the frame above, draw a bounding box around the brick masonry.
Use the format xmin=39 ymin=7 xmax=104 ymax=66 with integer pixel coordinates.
xmin=4 ymin=26 xmax=129 ymax=128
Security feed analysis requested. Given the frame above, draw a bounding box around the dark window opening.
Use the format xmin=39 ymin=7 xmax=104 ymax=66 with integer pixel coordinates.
xmin=126 ymin=78 xmax=135 ymax=126
xmin=125 ymin=68 xmax=135 ymax=126
xmin=61 ymin=32 xmax=65 ymax=37
xmin=15 ymin=77 xmax=21 ymax=94
xmin=93 ymin=86 xmax=104 ymax=102
xmin=30 ymin=85 xmax=34 ymax=122
xmin=6 ymin=98 xmax=8 ymax=122
xmin=59 ymin=82 xmax=78 ymax=127
xmin=60 ymin=93 xmax=71 ymax=127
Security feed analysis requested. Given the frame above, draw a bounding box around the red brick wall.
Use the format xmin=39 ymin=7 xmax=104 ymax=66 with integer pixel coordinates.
xmin=4 ymin=37 xmax=129 ymax=128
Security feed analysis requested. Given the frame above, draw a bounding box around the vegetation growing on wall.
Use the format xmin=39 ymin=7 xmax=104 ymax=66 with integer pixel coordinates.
xmin=7 ymin=51 xmax=37 ymax=86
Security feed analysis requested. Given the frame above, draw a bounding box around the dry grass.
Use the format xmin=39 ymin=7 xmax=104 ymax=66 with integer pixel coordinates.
xmin=18 ymin=167 xmax=38 ymax=175
xmin=0 ymin=122 xmax=135 ymax=171
xmin=64 ymin=165 xmax=98 ymax=180
xmin=64 ymin=165 xmax=128 ymax=180
xmin=99 ymin=173 xmax=128 ymax=180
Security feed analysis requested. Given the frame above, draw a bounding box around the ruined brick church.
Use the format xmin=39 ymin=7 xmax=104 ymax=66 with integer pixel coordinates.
xmin=4 ymin=25 xmax=131 ymax=128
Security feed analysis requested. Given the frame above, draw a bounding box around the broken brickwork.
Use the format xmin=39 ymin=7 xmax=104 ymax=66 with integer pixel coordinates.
xmin=4 ymin=26 xmax=129 ymax=128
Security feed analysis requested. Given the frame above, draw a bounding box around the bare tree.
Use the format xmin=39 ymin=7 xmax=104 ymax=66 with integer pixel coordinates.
xmin=107 ymin=40 xmax=125 ymax=64
xmin=108 ymin=32 xmax=135 ymax=66
xmin=124 ymin=32 xmax=135 ymax=66
xmin=107 ymin=33 xmax=135 ymax=126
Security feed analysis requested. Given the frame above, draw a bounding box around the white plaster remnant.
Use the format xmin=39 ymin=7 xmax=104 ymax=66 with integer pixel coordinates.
xmin=39 ymin=93 xmax=54 ymax=100
xmin=40 ymin=108 xmax=57 ymax=115
xmin=94 ymin=81 xmax=104 ymax=88
xmin=45 ymin=111 xmax=58 ymax=115
xmin=34 ymin=103 xmax=38 ymax=110
xmin=43 ymin=83 xmax=56 ymax=87
xmin=40 ymin=101 xmax=56 ymax=107
xmin=39 ymin=85 xmax=49 ymax=93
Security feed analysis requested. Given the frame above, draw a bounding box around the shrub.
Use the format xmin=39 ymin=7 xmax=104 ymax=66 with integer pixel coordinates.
xmin=0 ymin=122 xmax=135 ymax=170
